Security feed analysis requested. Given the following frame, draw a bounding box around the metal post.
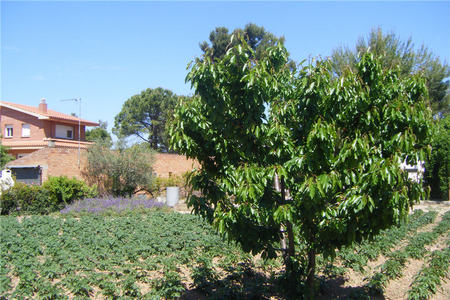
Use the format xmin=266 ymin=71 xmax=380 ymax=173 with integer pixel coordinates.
xmin=78 ymin=98 xmax=81 ymax=168
xmin=60 ymin=98 xmax=82 ymax=168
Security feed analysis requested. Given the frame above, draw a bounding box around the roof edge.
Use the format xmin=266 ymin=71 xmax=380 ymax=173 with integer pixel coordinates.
xmin=1 ymin=103 xmax=49 ymax=119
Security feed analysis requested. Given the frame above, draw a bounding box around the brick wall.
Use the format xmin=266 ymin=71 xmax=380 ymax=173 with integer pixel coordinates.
xmin=6 ymin=148 xmax=198 ymax=183
xmin=152 ymin=153 xmax=199 ymax=178
xmin=1 ymin=106 xmax=49 ymax=140
xmin=9 ymin=149 xmax=38 ymax=158
xmin=6 ymin=147 xmax=87 ymax=182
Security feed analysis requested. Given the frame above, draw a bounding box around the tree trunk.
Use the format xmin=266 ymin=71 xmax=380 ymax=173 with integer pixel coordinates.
xmin=281 ymin=177 xmax=295 ymax=259
xmin=279 ymin=175 xmax=296 ymax=279
xmin=275 ymin=174 xmax=290 ymax=266
xmin=286 ymin=221 xmax=295 ymax=258
xmin=306 ymin=247 xmax=316 ymax=299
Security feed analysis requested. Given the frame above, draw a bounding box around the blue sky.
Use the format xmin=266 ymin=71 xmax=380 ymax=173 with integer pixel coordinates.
xmin=2 ymin=1 xmax=450 ymax=135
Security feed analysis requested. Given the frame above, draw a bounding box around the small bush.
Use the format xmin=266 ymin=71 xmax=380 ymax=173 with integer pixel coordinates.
xmin=151 ymin=270 xmax=185 ymax=299
xmin=191 ymin=257 xmax=219 ymax=295
xmin=0 ymin=176 xmax=97 ymax=215
xmin=0 ymin=183 xmax=52 ymax=215
xmin=42 ymin=176 xmax=97 ymax=207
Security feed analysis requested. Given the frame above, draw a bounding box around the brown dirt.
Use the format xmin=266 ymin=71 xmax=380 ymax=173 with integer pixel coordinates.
xmin=319 ymin=202 xmax=450 ymax=300
xmin=170 ymin=200 xmax=450 ymax=299
xmin=385 ymin=258 xmax=424 ymax=300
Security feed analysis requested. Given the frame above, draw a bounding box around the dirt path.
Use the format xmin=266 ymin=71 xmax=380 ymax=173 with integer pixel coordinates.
xmin=332 ymin=202 xmax=450 ymax=300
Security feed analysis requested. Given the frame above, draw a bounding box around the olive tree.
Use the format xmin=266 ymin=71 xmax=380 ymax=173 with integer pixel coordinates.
xmin=170 ymin=39 xmax=432 ymax=296
xmin=84 ymin=141 xmax=154 ymax=197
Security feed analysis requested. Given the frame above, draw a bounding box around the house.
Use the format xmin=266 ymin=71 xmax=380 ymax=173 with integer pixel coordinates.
xmin=1 ymin=99 xmax=98 ymax=184
xmin=1 ymin=99 xmax=198 ymax=186
xmin=1 ymin=99 xmax=98 ymax=158
xmin=400 ymin=160 xmax=425 ymax=183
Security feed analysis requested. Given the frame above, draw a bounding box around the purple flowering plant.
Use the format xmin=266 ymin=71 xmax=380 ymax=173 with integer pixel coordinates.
xmin=60 ymin=196 xmax=165 ymax=215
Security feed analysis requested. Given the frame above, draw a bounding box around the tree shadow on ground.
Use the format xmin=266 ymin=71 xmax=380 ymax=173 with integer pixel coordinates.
xmin=181 ymin=263 xmax=387 ymax=300
xmin=317 ymin=275 xmax=386 ymax=300
xmin=180 ymin=262 xmax=280 ymax=300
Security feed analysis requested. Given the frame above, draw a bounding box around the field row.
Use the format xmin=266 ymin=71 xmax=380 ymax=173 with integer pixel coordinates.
xmin=0 ymin=212 xmax=254 ymax=299
xmin=1 ymin=208 xmax=449 ymax=299
xmin=329 ymin=209 xmax=450 ymax=299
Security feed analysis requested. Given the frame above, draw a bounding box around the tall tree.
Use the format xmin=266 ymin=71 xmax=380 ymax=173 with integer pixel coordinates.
xmin=331 ymin=27 xmax=449 ymax=117
xmin=200 ymin=23 xmax=295 ymax=69
xmin=114 ymin=87 xmax=179 ymax=151
xmin=171 ymin=39 xmax=432 ymax=296
xmin=85 ymin=120 xmax=112 ymax=147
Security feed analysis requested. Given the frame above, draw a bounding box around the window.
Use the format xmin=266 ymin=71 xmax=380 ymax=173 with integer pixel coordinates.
xmin=55 ymin=124 xmax=74 ymax=139
xmin=22 ymin=124 xmax=30 ymax=137
xmin=5 ymin=125 xmax=13 ymax=138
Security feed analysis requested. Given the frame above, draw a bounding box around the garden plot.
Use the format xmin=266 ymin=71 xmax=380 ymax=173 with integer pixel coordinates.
xmin=1 ymin=204 xmax=449 ymax=299
xmin=319 ymin=205 xmax=450 ymax=300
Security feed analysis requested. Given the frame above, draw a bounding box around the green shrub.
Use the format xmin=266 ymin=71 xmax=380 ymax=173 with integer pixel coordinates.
xmin=0 ymin=176 xmax=97 ymax=215
xmin=191 ymin=257 xmax=219 ymax=295
xmin=151 ymin=174 xmax=187 ymax=196
xmin=0 ymin=139 xmax=14 ymax=169
xmin=84 ymin=142 xmax=154 ymax=197
xmin=42 ymin=176 xmax=98 ymax=207
xmin=0 ymin=182 xmax=53 ymax=215
xmin=424 ymin=116 xmax=449 ymax=200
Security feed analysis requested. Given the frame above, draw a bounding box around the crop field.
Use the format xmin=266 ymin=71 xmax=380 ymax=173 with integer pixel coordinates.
xmin=321 ymin=207 xmax=450 ymax=299
xmin=1 ymin=206 xmax=449 ymax=299
xmin=0 ymin=211 xmax=268 ymax=299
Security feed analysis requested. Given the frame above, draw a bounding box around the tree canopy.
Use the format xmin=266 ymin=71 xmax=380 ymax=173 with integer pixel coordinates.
xmin=113 ymin=87 xmax=179 ymax=151
xmin=171 ymin=38 xmax=433 ymax=295
xmin=331 ymin=27 xmax=449 ymax=117
xmin=85 ymin=120 xmax=112 ymax=147
xmin=200 ymin=23 xmax=292 ymax=65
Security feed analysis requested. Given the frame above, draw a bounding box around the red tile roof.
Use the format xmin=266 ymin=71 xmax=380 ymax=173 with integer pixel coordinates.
xmin=0 ymin=101 xmax=99 ymax=126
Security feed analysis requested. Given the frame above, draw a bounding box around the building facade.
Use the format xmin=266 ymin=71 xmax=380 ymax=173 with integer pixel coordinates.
xmin=1 ymin=99 xmax=98 ymax=158
xmin=1 ymin=99 xmax=98 ymax=184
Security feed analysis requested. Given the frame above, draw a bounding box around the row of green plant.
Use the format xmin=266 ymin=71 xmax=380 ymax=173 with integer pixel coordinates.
xmin=0 ymin=211 xmax=262 ymax=299
xmin=336 ymin=210 xmax=438 ymax=272
xmin=368 ymin=210 xmax=450 ymax=295
xmin=408 ymin=242 xmax=450 ymax=300
xmin=0 ymin=176 xmax=97 ymax=215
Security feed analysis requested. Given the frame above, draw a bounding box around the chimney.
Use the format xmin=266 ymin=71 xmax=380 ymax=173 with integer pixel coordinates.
xmin=39 ymin=98 xmax=47 ymax=113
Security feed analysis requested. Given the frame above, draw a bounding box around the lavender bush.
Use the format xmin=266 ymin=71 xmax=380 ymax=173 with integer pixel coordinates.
xmin=60 ymin=196 xmax=164 ymax=215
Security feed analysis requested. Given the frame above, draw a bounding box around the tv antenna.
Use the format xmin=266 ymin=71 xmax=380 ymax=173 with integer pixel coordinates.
xmin=60 ymin=98 xmax=81 ymax=168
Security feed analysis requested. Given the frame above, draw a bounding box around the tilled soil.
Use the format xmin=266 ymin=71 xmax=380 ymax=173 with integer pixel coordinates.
xmin=318 ymin=202 xmax=450 ymax=300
